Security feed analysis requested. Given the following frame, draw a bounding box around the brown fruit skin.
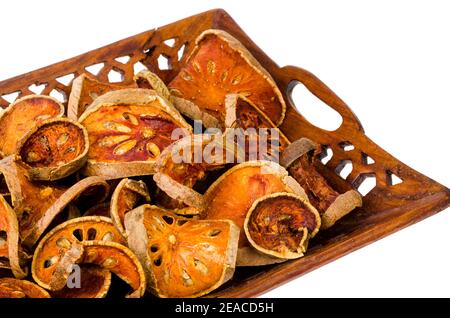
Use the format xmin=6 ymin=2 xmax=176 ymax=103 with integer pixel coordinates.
xmin=244 ymin=192 xmax=321 ymax=260
xmin=0 ymin=95 xmax=65 ymax=157
xmin=169 ymin=29 xmax=286 ymax=127
xmin=68 ymin=73 xmax=137 ymax=120
xmin=0 ymin=278 xmax=50 ymax=298
xmin=50 ymin=266 xmax=111 ymax=298
xmin=280 ymin=138 xmax=362 ymax=229
xmin=16 ymin=118 xmax=89 ymax=181
xmin=125 ymin=204 xmax=239 ymax=298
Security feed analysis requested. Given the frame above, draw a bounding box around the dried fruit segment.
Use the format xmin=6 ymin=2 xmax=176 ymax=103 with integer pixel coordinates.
xmin=110 ymin=179 xmax=150 ymax=236
xmin=32 ymin=216 xmax=125 ymax=290
xmin=50 ymin=266 xmax=111 ymax=298
xmin=68 ymin=74 xmax=137 ymax=120
xmin=0 ymin=95 xmax=64 ymax=157
xmin=280 ymin=138 xmax=362 ymax=229
xmin=224 ymin=93 xmax=290 ymax=161
xmin=0 ymin=278 xmax=50 ymax=298
xmin=202 ymin=161 xmax=308 ymax=266
xmin=125 ymin=205 xmax=239 ymax=298
xmin=135 ymin=70 xmax=171 ymax=102
xmin=79 ymin=89 xmax=192 ymax=178
xmin=169 ymin=29 xmax=286 ymax=128
xmin=16 ymin=118 xmax=89 ymax=181
xmin=0 ymin=156 xmax=110 ymax=247
xmin=244 ymin=193 xmax=320 ymax=260
xmin=154 ymin=135 xmax=235 ymax=209
xmin=0 ymin=195 xmax=27 ymax=278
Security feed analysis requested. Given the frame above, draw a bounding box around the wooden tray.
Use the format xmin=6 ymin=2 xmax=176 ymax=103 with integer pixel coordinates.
xmin=0 ymin=9 xmax=448 ymax=297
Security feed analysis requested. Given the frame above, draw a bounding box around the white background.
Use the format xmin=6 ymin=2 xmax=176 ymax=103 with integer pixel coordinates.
xmin=1 ymin=0 xmax=449 ymax=297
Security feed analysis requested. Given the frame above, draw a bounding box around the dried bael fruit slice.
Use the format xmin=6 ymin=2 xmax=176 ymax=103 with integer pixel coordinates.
xmin=110 ymin=179 xmax=150 ymax=237
xmin=84 ymin=203 xmax=110 ymax=217
xmin=280 ymin=138 xmax=363 ymax=229
xmin=134 ymin=70 xmax=171 ymax=102
xmin=79 ymin=88 xmax=192 ymax=179
xmin=125 ymin=204 xmax=239 ymax=298
xmin=224 ymin=93 xmax=290 ymax=161
xmin=50 ymin=266 xmax=111 ymax=298
xmin=154 ymin=134 xmax=235 ymax=209
xmin=16 ymin=118 xmax=89 ymax=181
xmin=169 ymin=29 xmax=286 ymax=128
xmin=0 ymin=156 xmax=110 ymax=247
xmin=68 ymin=74 xmax=137 ymax=120
xmin=202 ymin=160 xmax=308 ymax=266
xmin=0 ymin=95 xmax=65 ymax=157
xmin=0 ymin=194 xmax=27 ymax=278
xmin=244 ymin=192 xmax=320 ymax=260
xmin=31 ymin=216 xmax=125 ymax=291
xmin=0 ymin=278 xmax=50 ymax=298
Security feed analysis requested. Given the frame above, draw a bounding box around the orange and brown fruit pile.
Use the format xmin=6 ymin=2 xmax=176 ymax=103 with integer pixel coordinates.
xmin=0 ymin=29 xmax=361 ymax=298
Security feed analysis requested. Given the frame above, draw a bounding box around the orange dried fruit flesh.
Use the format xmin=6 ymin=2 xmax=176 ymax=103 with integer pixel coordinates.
xmin=0 ymin=156 xmax=110 ymax=247
xmin=50 ymin=266 xmax=111 ymax=298
xmin=0 ymin=278 xmax=50 ymax=298
xmin=125 ymin=204 xmax=239 ymax=298
xmin=280 ymin=138 xmax=362 ymax=229
xmin=16 ymin=118 xmax=89 ymax=181
xmin=224 ymin=93 xmax=290 ymax=161
xmin=244 ymin=193 xmax=320 ymax=260
xmin=78 ymin=88 xmax=192 ymax=179
xmin=154 ymin=135 xmax=234 ymax=209
xmin=110 ymin=178 xmax=150 ymax=236
xmin=169 ymin=29 xmax=286 ymax=128
xmin=68 ymin=73 xmax=137 ymax=120
xmin=202 ymin=160 xmax=308 ymax=266
xmin=32 ymin=216 xmax=125 ymax=290
xmin=0 ymin=95 xmax=64 ymax=157
xmin=0 ymin=194 xmax=27 ymax=278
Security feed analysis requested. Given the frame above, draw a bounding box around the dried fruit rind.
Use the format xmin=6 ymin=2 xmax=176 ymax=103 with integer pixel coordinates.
xmin=16 ymin=118 xmax=89 ymax=181
xmin=68 ymin=74 xmax=136 ymax=120
xmin=0 ymin=278 xmax=50 ymax=298
xmin=280 ymin=138 xmax=363 ymax=229
xmin=50 ymin=266 xmax=111 ymax=298
xmin=0 ymin=194 xmax=27 ymax=278
xmin=125 ymin=204 xmax=239 ymax=298
xmin=202 ymin=160 xmax=308 ymax=266
xmin=169 ymin=29 xmax=286 ymax=127
xmin=134 ymin=70 xmax=171 ymax=102
xmin=0 ymin=95 xmax=65 ymax=157
xmin=31 ymin=216 xmax=125 ymax=290
xmin=110 ymin=178 xmax=151 ymax=236
xmin=79 ymin=88 xmax=192 ymax=179
xmin=244 ymin=192 xmax=321 ymax=260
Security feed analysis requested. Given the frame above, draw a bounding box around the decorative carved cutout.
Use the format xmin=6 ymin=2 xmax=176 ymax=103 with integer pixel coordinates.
xmin=56 ymin=74 xmax=75 ymax=86
xmin=335 ymin=160 xmax=353 ymax=180
xmin=49 ymin=89 xmax=66 ymax=103
xmin=339 ymin=141 xmax=354 ymax=151
xmin=157 ymin=55 xmax=170 ymax=70
xmin=108 ymin=68 xmax=124 ymax=83
xmin=163 ymin=38 xmax=177 ymax=47
xmin=85 ymin=63 xmax=105 ymax=76
xmin=361 ymin=152 xmax=375 ymax=165
xmin=1 ymin=91 xmax=20 ymax=104
xmin=177 ymin=43 xmax=186 ymax=61
xmin=28 ymin=84 xmax=46 ymax=95
xmin=318 ymin=145 xmax=333 ymax=165
xmin=115 ymin=56 xmax=131 ymax=64
xmin=353 ymin=173 xmax=376 ymax=196
xmin=133 ymin=61 xmax=148 ymax=75
xmin=387 ymin=170 xmax=403 ymax=186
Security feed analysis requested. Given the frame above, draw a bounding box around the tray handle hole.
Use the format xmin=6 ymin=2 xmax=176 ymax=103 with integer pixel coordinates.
xmin=290 ymin=82 xmax=343 ymax=131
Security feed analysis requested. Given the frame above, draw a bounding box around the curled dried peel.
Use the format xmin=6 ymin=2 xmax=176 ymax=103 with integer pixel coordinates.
xmin=16 ymin=118 xmax=89 ymax=181
xmin=68 ymin=73 xmax=137 ymax=120
xmin=0 ymin=278 xmax=50 ymax=298
xmin=125 ymin=204 xmax=239 ymax=298
xmin=153 ymin=134 xmax=235 ymax=209
xmin=224 ymin=93 xmax=290 ymax=161
xmin=0 ymin=95 xmax=64 ymax=157
xmin=0 ymin=194 xmax=27 ymax=278
xmin=169 ymin=29 xmax=286 ymax=128
xmin=0 ymin=156 xmax=110 ymax=247
xmin=135 ymin=70 xmax=171 ymax=102
xmin=110 ymin=178 xmax=151 ymax=236
xmin=78 ymin=88 xmax=192 ymax=179
xmin=50 ymin=266 xmax=111 ymax=298
xmin=202 ymin=160 xmax=308 ymax=266
xmin=280 ymin=138 xmax=362 ymax=229
xmin=244 ymin=192 xmax=321 ymax=260
xmin=31 ymin=216 xmax=125 ymax=291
